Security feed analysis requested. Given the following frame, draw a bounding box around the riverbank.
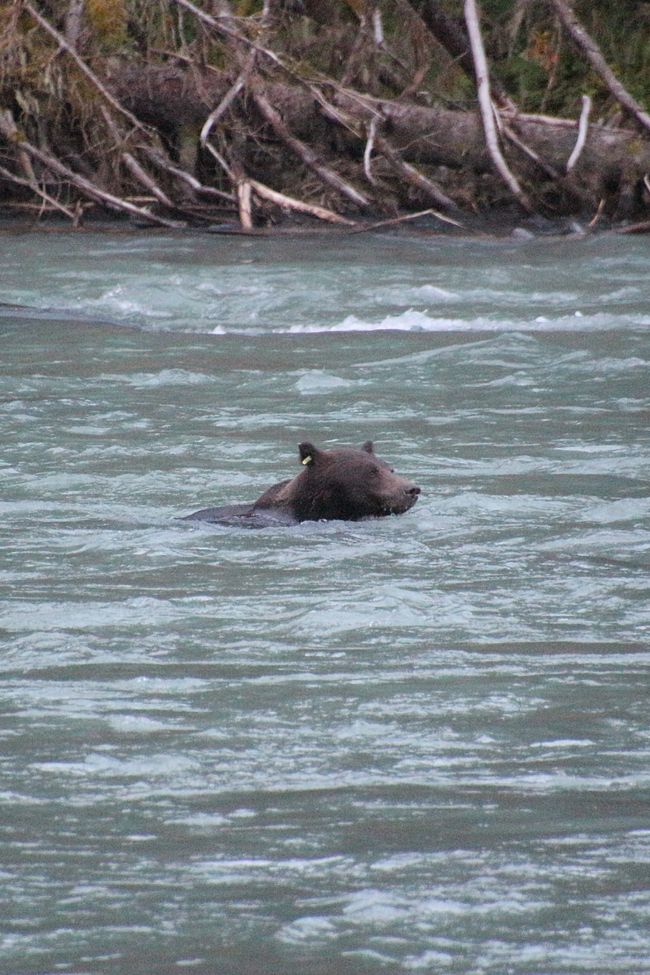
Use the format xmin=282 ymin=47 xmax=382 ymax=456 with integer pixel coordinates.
xmin=2 ymin=1 xmax=649 ymax=234
xmin=1 ymin=205 xmax=647 ymax=243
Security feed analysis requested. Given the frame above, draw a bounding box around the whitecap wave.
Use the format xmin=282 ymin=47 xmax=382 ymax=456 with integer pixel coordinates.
xmin=86 ymin=286 xmax=174 ymax=320
xmin=265 ymin=308 xmax=650 ymax=335
xmin=294 ymin=370 xmax=353 ymax=394
xmin=100 ymin=369 xmax=215 ymax=387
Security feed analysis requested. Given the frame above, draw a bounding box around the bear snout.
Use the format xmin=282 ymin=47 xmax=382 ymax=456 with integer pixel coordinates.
xmin=385 ymin=480 xmax=420 ymax=514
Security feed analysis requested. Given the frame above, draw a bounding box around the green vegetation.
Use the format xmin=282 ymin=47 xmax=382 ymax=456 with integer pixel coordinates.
xmin=481 ymin=0 xmax=650 ymax=116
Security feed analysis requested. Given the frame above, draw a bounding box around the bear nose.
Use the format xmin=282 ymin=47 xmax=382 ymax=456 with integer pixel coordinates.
xmin=407 ymin=485 xmax=421 ymax=496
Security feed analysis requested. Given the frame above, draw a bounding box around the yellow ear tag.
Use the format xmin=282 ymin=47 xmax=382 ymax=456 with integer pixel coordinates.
xmin=301 ymin=455 xmax=313 ymax=466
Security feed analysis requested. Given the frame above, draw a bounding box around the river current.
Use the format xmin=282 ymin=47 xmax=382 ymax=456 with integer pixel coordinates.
xmin=1 ymin=228 xmax=649 ymax=974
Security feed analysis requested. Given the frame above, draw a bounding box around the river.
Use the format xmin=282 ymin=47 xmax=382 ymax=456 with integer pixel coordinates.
xmin=1 ymin=227 xmax=649 ymax=974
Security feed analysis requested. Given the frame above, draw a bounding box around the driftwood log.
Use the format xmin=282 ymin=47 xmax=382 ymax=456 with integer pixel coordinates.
xmin=109 ymin=61 xmax=650 ymax=201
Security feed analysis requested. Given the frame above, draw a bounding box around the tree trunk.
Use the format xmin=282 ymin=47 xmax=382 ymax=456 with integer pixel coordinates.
xmin=108 ymin=60 xmax=650 ymax=213
xmin=110 ymin=62 xmax=650 ymax=170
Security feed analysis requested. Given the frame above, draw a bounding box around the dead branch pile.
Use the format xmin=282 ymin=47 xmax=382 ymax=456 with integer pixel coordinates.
xmin=1 ymin=0 xmax=649 ymax=231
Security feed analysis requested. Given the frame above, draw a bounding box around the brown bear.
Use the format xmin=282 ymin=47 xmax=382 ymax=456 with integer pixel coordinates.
xmin=183 ymin=441 xmax=420 ymax=526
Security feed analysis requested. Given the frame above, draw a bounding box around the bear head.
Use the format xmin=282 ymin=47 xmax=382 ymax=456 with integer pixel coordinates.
xmin=287 ymin=440 xmax=420 ymax=522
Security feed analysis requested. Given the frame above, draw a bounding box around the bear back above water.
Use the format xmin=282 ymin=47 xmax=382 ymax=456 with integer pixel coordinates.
xmin=183 ymin=441 xmax=421 ymax=526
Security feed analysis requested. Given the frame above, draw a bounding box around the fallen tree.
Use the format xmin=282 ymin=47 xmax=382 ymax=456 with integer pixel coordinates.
xmin=0 ymin=0 xmax=648 ymax=230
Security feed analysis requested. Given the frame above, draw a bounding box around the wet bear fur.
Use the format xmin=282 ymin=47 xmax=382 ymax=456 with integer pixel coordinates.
xmin=183 ymin=441 xmax=420 ymax=526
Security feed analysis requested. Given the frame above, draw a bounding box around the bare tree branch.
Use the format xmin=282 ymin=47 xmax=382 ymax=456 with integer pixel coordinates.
xmin=548 ymin=0 xmax=650 ymax=135
xmin=363 ymin=117 xmax=378 ymax=186
xmin=0 ymin=110 xmax=184 ymax=228
xmin=566 ymin=94 xmax=592 ymax=173
xmin=64 ymin=0 xmax=85 ymax=49
xmin=249 ymin=179 xmax=357 ymax=225
xmin=464 ymin=0 xmax=532 ymax=211
xmin=350 ymin=207 xmax=463 ymax=234
xmin=168 ymin=0 xmax=285 ymax=72
xmin=0 ymin=159 xmax=78 ymax=222
xmin=253 ymin=89 xmax=371 ymax=209
xmin=141 ymin=146 xmax=236 ymax=203
xmin=24 ymin=2 xmax=146 ymax=134
xmin=237 ymin=179 xmax=253 ymax=229
xmin=200 ymin=54 xmax=255 ymax=145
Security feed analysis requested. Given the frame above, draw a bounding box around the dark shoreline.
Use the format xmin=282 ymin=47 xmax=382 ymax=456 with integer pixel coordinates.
xmin=0 ymin=206 xmax=632 ymax=240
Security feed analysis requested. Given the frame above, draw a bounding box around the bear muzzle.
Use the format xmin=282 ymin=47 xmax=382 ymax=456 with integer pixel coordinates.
xmin=383 ymin=482 xmax=420 ymax=515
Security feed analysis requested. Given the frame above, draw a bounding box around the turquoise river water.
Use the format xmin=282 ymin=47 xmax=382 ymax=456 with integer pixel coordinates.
xmin=1 ymin=228 xmax=649 ymax=975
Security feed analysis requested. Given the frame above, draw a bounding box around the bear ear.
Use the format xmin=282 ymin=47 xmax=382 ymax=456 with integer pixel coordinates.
xmin=298 ymin=442 xmax=320 ymax=466
xmin=361 ymin=440 xmax=375 ymax=454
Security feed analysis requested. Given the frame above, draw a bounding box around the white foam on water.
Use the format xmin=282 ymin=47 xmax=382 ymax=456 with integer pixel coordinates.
xmin=294 ymin=370 xmax=354 ymax=394
xmin=276 ymin=915 xmax=338 ymax=945
xmin=202 ymin=307 xmax=650 ymax=336
xmin=100 ymin=369 xmax=215 ymax=387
